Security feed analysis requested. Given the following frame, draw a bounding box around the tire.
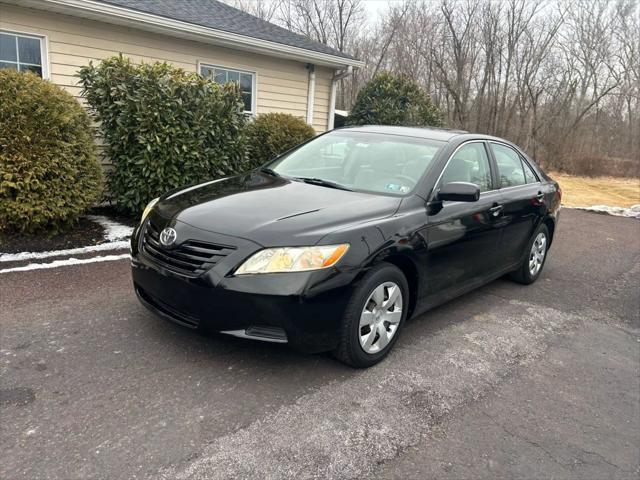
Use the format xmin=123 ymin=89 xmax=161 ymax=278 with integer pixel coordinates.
xmin=334 ymin=263 xmax=409 ymax=368
xmin=509 ymin=223 xmax=550 ymax=285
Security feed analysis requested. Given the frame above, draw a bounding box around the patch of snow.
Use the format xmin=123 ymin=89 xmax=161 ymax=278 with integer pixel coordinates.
xmin=0 ymin=241 xmax=129 ymax=263
xmin=86 ymin=215 xmax=134 ymax=242
xmin=1 ymin=215 xmax=133 ymax=263
xmin=0 ymin=254 xmax=130 ymax=274
xmin=566 ymin=204 xmax=640 ymax=219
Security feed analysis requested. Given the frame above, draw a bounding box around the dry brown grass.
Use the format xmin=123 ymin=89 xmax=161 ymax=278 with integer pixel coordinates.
xmin=549 ymin=171 xmax=640 ymax=208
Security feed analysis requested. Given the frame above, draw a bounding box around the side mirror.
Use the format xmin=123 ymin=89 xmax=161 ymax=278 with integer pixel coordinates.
xmin=437 ymin=182 xmax=480 ymax=202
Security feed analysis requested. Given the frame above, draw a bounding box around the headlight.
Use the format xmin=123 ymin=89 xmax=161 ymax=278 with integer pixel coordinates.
xmin=140 ymin=197 xmax=159 ymax=224
xmin=235 ymin=244 xmax=349 ymax=274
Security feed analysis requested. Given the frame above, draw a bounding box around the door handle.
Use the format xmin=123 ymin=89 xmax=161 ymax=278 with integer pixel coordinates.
xmin=489 ymin=205 xmax=503 ymax=217
xmin=536 ymin=191 xmax=544 ymax=201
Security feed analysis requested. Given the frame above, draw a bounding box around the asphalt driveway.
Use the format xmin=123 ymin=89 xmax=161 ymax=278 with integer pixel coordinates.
xmin=1 ymin=209 xmax=638 ymax=479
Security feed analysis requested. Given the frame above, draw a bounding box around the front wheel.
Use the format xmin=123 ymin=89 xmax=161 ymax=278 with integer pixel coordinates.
xmin=334 ymin=263 xmax=409 ymax=368
xmin=509 ymin=224 xmax=550 ymax=285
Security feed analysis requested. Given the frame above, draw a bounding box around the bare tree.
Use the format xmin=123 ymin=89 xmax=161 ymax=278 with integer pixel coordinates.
xmin=228 ymin=0 xmax=283 ymax=22
xmin=229 ymin=0 xmax=639 ymax=175
xmin=276 ymin=0 xmax=364 ymax=51
xmin=614 ymin=0 xmax=640 ymax=158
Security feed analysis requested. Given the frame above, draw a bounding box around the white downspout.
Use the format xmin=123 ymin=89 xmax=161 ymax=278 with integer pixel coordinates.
xmin=327 ymin=66 xmax=353 ymax=131
xmin=306 ymin=64 xmax=316 ymax=126
xmin=327 ymin=76 xmax=338 ymax=131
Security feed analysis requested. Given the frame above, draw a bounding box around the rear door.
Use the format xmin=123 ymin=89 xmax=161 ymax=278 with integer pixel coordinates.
xmin=489 ymin=142 xmax=545 ymax=267
xmin=423 ymin=141 xmax=505 ymax=296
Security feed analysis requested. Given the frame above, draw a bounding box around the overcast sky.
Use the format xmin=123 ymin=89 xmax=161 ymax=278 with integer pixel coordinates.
xmin=361 ymin=0 xmax=402 ymax=23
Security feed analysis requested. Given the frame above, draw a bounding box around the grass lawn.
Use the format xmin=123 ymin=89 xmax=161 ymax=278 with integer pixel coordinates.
xmin=549 ymin=172 xmax=640 ymax=208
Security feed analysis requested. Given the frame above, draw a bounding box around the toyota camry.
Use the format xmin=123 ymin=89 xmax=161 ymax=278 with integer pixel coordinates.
xmin=131 ymin=126 xmax=561 ymax=367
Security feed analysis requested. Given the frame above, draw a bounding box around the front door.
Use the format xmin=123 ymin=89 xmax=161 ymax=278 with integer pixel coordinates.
xmin=422 ymin=141 xmax=505 ymax=297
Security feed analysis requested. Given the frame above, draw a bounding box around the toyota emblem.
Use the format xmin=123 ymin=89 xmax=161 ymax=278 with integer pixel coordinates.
xmin=159 ymin=227 xmax=177 ymax=247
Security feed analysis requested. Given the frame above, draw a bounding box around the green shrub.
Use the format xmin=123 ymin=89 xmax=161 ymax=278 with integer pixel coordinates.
xmin=0 ymin=70 xmax=102 ymax=234
xmin=246 ymin=113 xmax=315 ymax=167
xmin=347 ymin=72 xmax=444 ymax=127
xmin=78 ymin=55 xmax=248 ymax=215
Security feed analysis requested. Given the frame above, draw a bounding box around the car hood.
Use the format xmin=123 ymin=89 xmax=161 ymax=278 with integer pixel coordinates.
xmin=154 ymin=172 xmax=401 ymax=246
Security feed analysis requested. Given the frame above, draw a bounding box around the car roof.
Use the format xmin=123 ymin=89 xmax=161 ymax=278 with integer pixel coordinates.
xmin=335 ymin=125 xmax=522 ymax=147
xmin=336 ymin=125 xmax=469 ymax=142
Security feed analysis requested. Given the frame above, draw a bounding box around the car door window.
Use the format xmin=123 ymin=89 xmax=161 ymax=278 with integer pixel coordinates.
xmin=440 ymin=142 xmax=492 ymax=192
xmin=492 ymin=143 xmax=527 ymax=188
xmin=522 ymin=159 xmax=539 ymax=184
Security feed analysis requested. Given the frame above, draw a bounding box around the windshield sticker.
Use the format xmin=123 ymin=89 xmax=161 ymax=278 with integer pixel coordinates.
xmin=385 ymin=183 xmax=411 ymax=193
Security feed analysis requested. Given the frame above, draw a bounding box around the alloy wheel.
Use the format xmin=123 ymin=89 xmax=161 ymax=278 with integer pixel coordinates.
xmin=529 ymin=232 xmax=547 ymax=276
xmin=358 ymin=282 xmax=403 ymax=354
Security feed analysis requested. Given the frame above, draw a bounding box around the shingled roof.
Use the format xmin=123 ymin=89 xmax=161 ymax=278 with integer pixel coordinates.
xmin=96 ymin=0 xmax=357 ymax=61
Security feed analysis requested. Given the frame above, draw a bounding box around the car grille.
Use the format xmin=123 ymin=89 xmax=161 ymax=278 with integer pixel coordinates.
xmin=141 ymin=220 xmax=236 ymax=277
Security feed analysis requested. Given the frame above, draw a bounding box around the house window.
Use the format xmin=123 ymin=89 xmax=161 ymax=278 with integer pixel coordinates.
xmin=200 ymin=64 xmax=255 ymax=114
xmin=0 ymin=31 xmax=47 ymax=78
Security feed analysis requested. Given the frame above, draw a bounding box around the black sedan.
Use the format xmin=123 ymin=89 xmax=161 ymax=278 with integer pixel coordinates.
xmin=131 ymin=126 xmax=561 ymax=367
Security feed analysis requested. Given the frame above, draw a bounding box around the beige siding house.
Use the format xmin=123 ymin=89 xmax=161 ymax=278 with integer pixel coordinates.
xmin=0 ymin=0 xmax=362 ymax=133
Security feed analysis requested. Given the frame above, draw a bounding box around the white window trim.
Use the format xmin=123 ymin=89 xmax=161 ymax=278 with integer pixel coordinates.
xmin=198 ymin=61 xmax=257 ymax=115
xmin=0 ymin=29 xmax=50 ymax=80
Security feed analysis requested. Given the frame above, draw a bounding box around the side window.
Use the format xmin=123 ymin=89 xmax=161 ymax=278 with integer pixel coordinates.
xmin=492 ymin=143 xmax=526 ymax=188
xmin=0 ymin=31 xmax=46 ymax=77
xmin=440 ymin=143 xmax=492 ymax=192
xmin=200 ymin=64 xmax=255 ymax=114
xmin=522 ymin=159 xmax=539 ymax=184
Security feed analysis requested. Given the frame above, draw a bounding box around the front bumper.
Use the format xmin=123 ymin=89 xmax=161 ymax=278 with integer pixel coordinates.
xmin=131 ymin=253 xmax=353 ymax=354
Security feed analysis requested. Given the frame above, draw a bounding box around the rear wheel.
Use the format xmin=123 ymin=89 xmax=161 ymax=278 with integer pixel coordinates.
xmin=334 ymin=263 xmax=409 ymax=368
xmin=509 ymin=224 xmax=549 ymax=284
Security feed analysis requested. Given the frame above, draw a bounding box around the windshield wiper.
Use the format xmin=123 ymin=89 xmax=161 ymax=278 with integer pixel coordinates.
xmin=294 ymin=177 xmax=353 ymax=191
xmin=259 ymin=167 xmax=280 ymax=177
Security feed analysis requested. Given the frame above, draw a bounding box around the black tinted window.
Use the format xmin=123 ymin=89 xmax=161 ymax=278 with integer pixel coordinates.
xmin=440 ymin=142 xmax=492 ymax=192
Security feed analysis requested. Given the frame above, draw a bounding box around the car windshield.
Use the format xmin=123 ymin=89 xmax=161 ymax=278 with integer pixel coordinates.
xmin=267 ymin=131 xmax=445 ymax=196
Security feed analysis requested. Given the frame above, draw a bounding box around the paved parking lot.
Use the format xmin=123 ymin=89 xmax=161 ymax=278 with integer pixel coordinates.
xmin=1 ymin=209 xmax=638 ymax=479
